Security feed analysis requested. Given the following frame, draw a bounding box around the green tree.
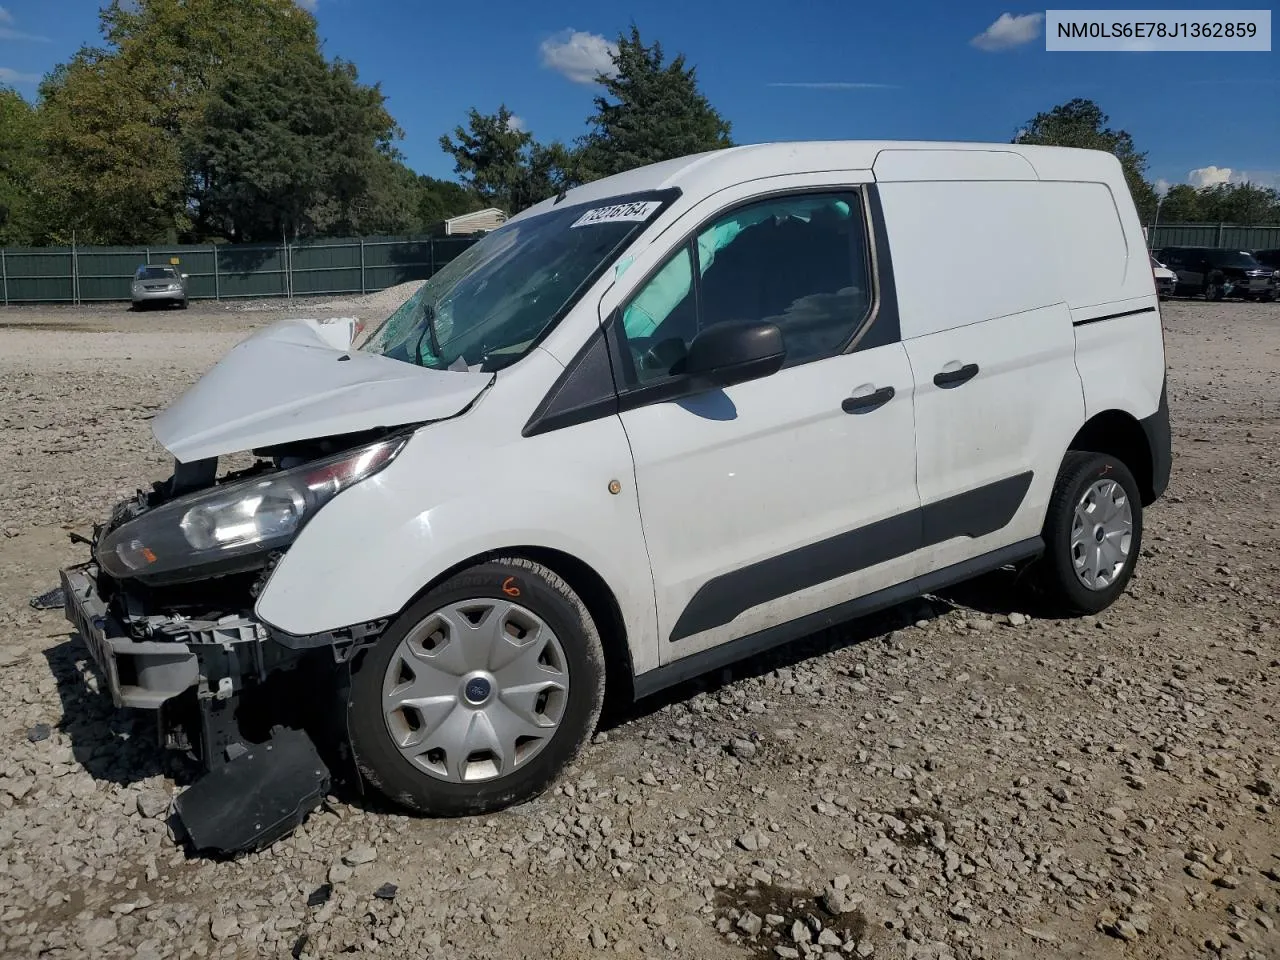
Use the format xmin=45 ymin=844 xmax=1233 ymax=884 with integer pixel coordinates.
xmin=416 ymin=175 xmax=480 ymax=228
xmin=577 ymin=25 xmax=733 ymax=180
xmin=1014 ymin=98 xmax=1156 ymax=221
xmin=1196 ymin=182 xmax=1280 ymax=225
xmin=189 ymin=55 xmax=409 ymax=241
xmin=1156 ymin=184 xmax=1203 ymax=223
xmin=439 ymin=105 xmax=536 ymax=211
xmin=514 ymin=140 xmax=577 ymax=210
xmin=0 ymin=87 xmax=41 ymax=244
xmin=37 ymin=53 xmax=188 ymax=243
xmin=33 ymin=0 xmax=411 ymax=243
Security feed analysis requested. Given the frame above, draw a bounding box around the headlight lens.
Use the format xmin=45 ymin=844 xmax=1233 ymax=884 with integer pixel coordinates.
xmin=97 ymin=436 xmax=407 ymax=581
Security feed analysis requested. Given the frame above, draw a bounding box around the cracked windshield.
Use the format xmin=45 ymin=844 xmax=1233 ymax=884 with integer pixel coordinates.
xmin=358 ymin=198 xmax=666 ymax=372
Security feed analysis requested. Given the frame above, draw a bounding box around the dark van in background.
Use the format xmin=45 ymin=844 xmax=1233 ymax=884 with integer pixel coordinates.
xmin=1156 ymin=246 xmax=1278 ymax=302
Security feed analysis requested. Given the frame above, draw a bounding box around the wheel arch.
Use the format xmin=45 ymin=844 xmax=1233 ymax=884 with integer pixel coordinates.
xmin=1067 ymin=409 xmax=1158 ymax=505
xmin=395 ymin=546 xmax=638 ymax=705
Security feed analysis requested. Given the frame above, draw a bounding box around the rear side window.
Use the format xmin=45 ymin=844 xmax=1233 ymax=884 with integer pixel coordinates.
xmin=619 ymin=192 xmax=872 ymax=384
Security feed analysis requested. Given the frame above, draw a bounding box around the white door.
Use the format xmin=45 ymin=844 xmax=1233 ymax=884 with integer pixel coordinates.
xmin=875 ymin=177 xmax=1086 ymax=572
xmin=902 ymin=305 xmax=1083 ymax=573
xmin=607 ymin=186 xmax=922 ymax=662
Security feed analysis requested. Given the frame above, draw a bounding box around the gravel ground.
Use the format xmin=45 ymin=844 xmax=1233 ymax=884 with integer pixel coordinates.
xmin=0 ymin=296 xmax=1278 ymax=960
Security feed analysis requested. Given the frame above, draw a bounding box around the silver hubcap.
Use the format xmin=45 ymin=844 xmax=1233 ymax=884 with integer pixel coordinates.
xmin=1070 ymin=478 xmax=1133 ymax=590
xmin=382 ymin=599 xmax=569 ymax=783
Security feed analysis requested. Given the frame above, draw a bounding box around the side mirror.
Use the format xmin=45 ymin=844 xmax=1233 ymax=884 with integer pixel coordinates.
xmin=683 ymin=321 xmax=785 ymax=388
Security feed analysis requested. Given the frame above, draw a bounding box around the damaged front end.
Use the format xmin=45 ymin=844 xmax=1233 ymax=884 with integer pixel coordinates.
xmin=61 ymin=430 xmax=406 ymax=856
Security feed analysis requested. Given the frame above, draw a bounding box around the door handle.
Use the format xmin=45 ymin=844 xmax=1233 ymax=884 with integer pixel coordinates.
xmin=933 ymin=363 xmax=979 ymax=389
xmin=842 ymin=385 xmax=895 ymax=414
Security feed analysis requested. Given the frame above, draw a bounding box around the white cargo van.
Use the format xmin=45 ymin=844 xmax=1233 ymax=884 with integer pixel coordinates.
xmin=62 ymin=141 xmax=1171 ymax=849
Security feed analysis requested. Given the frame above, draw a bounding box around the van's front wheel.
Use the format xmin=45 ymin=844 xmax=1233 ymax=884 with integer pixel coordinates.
xmin=1035 ymin=452 xmax=1144 ymax=615
xmin=347 ymin=558 xmax=605 ymax=816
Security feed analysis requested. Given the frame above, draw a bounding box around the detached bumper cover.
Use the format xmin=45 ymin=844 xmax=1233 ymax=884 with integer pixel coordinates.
xmin=174 ymin=727 xmax=330 ymax=855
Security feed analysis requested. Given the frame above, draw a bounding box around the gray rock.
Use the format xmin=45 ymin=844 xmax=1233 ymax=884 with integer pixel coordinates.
xmin=821 ymin=887 xmax=858 ymax=915
xmin=729 ymin=738 xmax=758 ymax=760
xmin=590 ymin=927 xmax=608 ymax=949
xmin=737 ymin=828 xmax=770 ymax=852
xmin=737 ymin=911 xmax=763 ymax=936
xmin=210 ymin=917 xmax=239 ymax=941
xmin=1112 ymin=920 xmax=1140 ymax=941
xmin=342 ymin=845 xmax=377 ymax=866
xmin=790 ymin=919 xmax=811 ymax=943
xmin=137 ymin=792 xmax=170 ymax=819
xmin=80 ymin=918 xmax=118 ymax=949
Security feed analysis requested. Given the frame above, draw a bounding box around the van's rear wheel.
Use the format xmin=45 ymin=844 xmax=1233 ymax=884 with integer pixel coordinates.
xmin=1035 ymin=452 xmax=1143 ymax=615
xmin=347 ymin=558 xmax=605 ymax=816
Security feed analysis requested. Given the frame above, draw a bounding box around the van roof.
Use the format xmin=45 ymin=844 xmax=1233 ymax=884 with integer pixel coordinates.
xmin=512 ymin=140 xmax=1126 ymax=224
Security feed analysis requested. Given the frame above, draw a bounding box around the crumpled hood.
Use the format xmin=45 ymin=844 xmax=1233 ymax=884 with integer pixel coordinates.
xmin=152 ymin=318 xmax=493 ymax=462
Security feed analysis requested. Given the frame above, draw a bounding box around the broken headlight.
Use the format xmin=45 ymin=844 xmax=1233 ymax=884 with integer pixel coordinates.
xmin=97 ymin=436 xmax=408 ymax=582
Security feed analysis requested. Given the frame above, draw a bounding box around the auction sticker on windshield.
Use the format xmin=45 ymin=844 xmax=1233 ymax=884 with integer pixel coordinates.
xmin=571 ymin=200 xmax=663 ymax=228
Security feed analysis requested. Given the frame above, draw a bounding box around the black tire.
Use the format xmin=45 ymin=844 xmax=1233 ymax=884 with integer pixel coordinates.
xmin=179 ymin=299 xmax=189 ymax=310
xmin=1034 ymin=451 xmax=1144 ymax=616
xmin=347 ymin=557 xmax=606 ymax=817
xmin=1204 ymin=274 xmax=1225 ymax=301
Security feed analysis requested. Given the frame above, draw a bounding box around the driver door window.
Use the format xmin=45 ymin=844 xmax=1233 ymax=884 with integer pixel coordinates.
xmin=619 ymin=192 xmax=871 ymax=387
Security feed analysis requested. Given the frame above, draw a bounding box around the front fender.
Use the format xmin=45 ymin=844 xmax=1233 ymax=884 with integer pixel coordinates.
xmin=254 ymin=413 xmax=661 ymax=673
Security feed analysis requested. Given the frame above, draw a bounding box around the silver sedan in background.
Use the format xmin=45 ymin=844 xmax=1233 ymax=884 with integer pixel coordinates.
xmin=131 ymin=265 xmax=189 ymax=309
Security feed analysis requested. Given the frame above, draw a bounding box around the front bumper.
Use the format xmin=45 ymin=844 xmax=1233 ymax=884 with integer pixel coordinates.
xmin=1228 ymin=276 xmax=1277 ymax=295
xmin=61 ymin=545 xmax=342 ymax=854
xmin=1155 ymin=277 xmax=1175 ymax=297
xmin=61 ymin=562 xmax=272 ymax=711
xmin=132 ymin=287 xmax=185 ymax=303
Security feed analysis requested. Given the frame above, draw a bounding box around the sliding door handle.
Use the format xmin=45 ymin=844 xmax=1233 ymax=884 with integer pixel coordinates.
xmin=842 ymin=385 xmax=895 ymax=414
xmin=933 ymin=363 xmax=979 ymax=388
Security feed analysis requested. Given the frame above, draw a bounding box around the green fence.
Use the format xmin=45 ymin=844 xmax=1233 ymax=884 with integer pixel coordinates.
xmin=0 ymin=235 xmax=480 ymax=305
xmin=2 ymin=223 xmax=1278 ymax=306
xmin=1147 ymin=222 xmax=1280 ymax=251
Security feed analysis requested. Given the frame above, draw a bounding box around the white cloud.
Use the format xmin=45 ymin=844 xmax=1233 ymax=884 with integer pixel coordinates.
xmin=0 ymin=5 xmax=49 ymax=41
xmin=1183 ymin=166 xmax=1280 ymax=190
xmin=1154 ymin=178 xmax=1171 ymax=197
xmin=1188 ymin=165 xmax=1233 ymax=188
xmin=971 ymin=13 xmax=1044 ymax=51
xmin=1237 ymin=170 xmax=1280 ymax=189
xmin=295 ymin=0 xmax=318 ymax=10
xmin=767 ymin=82 xmax=897 ymax=90
xmin=506 ymin=114 xmax=526 ymax=133
xmin=0 ymin=66 xmax=40 ymax=84
xmin=540 ymin=29 xmax=617 ymax=85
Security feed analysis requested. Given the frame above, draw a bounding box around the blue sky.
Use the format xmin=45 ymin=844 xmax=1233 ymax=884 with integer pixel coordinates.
xmin=2 ymin=1 xmax=1277 ymax=190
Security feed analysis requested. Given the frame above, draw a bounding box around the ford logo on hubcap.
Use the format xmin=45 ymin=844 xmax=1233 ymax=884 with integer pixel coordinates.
xmin=464 ymin=677 xmax=492 ymax=704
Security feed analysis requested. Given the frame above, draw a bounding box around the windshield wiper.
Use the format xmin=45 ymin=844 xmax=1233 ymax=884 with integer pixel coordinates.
xmin=416 ymin=301 xmax=443 ymax=366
